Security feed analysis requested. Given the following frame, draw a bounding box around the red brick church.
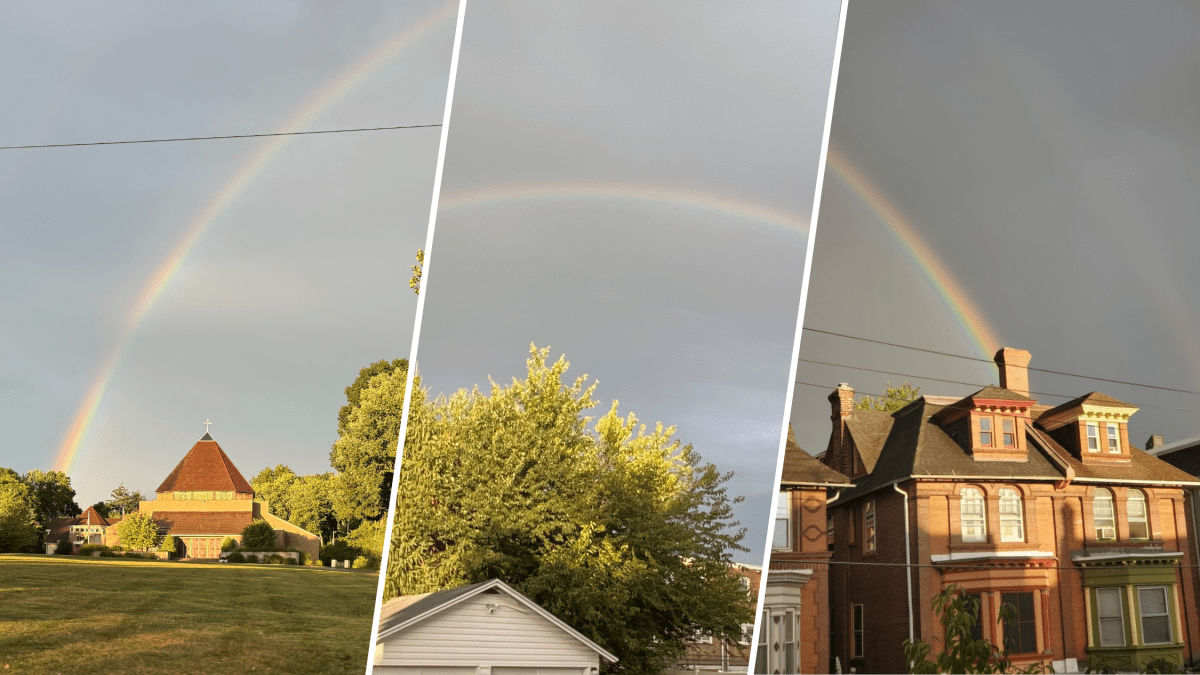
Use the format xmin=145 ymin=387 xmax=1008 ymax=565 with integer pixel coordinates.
xmin=52 ymin=433 xmax=319 ymax=561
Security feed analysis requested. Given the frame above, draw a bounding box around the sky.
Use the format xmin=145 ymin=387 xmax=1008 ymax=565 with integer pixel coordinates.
xmin=0 ymin=1 xmax=457 ymax=507
xmin=791 ymin=1 xmax=1200 ymax=459
xmin=413 ymin=0 xmax=843 ymax=565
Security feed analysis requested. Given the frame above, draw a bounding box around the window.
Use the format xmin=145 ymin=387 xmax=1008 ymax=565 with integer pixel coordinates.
xmin=1107 ymin=424 xmax=1120 ymax=453
xmin=754 ymin=611 xmax=767 ymax=674
xmin=1096 ymin=587 xmax=1126 ymax=647
xmin=1094 ymin=488 xmax=1116 ymax=540
xmin=1002 ymin=417 xmax=1016 ymax=447
xmin=828 ymin=514 xmax=835 ymax=549
xmin=1138 ymin=586 xmax=1173 ymax=645
xmin=960 ymin=488 xmax=986 ymax=542
xmin=739 ymin=623 xmax=753 ymax=646
xmin=852 ymin=604 xmax=864 ymax=658
xmin=1128 ymin=490 xmax=1149 ymax=540
xmin=965 ymin=593 xmax=984 ymax=642
xmin=773 ymin=491 xmax=790 ymax=550
xmin=783 ymin=610 xmax=797 ymax=673
xmin=998 ymin=488 xmax=1025 ymax=542
xmin=979 ymin=417 xmax=993 ymax=447
xmin=1001 ymin=592 xmax=1038 ymax=654
xmin=864 ymin=500 xmax=876 ymax=552
xmin=1087 ymin=423 xmax=1100 ymax=452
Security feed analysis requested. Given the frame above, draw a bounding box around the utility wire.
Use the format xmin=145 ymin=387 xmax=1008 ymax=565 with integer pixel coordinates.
xmin=0 ymin=123 xmax=442 ymax=150
xmin=771 ymin=558 xmax=1199 ymax=571
xmin=803 ymin=327 xmax=1200 ymax=397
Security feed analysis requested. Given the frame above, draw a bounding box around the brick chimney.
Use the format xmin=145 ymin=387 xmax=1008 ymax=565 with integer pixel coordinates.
xmin=825 ymin=384 xmax=855 ymax=476
xmin=1146 ymin=434 xmax=1165 ymax=451
xmin=995 ymin=348 xmax=1032 ymax=397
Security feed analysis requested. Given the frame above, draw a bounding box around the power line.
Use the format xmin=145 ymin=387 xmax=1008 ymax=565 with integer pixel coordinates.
xmin=771 ymin=558 xmax=1199 ymax=571
xmin=803 ymin=327 xmax=1200 ymax=397
xmin=0 ymin=123 xmax=442 ymax=150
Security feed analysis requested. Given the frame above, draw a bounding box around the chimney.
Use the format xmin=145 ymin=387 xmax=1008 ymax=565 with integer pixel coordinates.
xmin=995 ymin=348 xmax=1032 ymax=397
xmin=830 ymin=383 xmax=854 ymax=422
xmin=1146 ymin=434 xmax=1165 ymax=451
xmin=826 ymin=384 xmax=855 ymax=476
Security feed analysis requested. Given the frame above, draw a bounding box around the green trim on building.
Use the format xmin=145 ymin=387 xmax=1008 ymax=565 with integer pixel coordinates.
xmin=1077 ymin=554 xmax=1184 ymax=671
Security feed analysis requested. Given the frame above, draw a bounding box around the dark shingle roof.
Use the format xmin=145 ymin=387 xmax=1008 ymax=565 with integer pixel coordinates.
xmin=151 ymin=511 xmax=254 ymax=535
xmin=155 ymin=436 xmax=255 ymax=494
xmin=1039 ymin=391 xmax=1138 ymax=420
xmin=845 ymin=411 xmax=895 ymax=472
xmin=968 ymin=385 xmax=1036 ymax=402
xmin=781 ymin=426 xmax=851 ymax=486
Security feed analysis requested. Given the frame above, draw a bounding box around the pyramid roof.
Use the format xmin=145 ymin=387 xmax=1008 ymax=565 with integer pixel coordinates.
xmin=155 ymin=433 xmax=255 ymax=494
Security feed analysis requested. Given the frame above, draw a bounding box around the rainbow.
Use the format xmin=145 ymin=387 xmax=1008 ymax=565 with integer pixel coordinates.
xmin=52 ymin=0 xmax=458 ymax=474
xmin=439 ymin=181 xmax=809 ymax=233
xmin=825 ymin=143 xmax=1002 ymax=359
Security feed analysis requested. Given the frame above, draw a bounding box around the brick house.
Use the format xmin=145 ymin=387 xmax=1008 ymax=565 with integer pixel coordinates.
xmin=821 ymin=349 xmax=1200 ymax=673
xmin=675 ymin=563 xmax=761 ymax=672
xmin=761 ymin=426 xmax=851 ymax=675
xmin=47 ymin=505 xmax=123 ymax=552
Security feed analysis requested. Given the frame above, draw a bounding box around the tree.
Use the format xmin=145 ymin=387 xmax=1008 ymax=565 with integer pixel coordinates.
xmin=21 ymin=470 xmax=81 ymax=536
xmin=105 ymin=484 xmax=146 ymax=516
xmin=251 ymin=465 xmax=298 ymax=520
xmin=91 ymin=501 xmax=113 ymax=519
xmin=409 ymin=248 xmax=423 ymax=295
xmin=331 ymin=361 xmax=409 ymax=529
xmin=388 ymin=345 xmax=751 ymax=674
xmin=287 ymin=472 xmax=338 ymax=542
xmin=116 ymin=511 xmax=160 ymax=551
xmin=240 ymin=520 xmax=277 ymax=551
xmin=856 ymin=381 xmax=921 ymax=412
xmin=159 ymin=535 xmax=177 ymax=557
xmin=0 ymin=470 xmax=38 ymax=553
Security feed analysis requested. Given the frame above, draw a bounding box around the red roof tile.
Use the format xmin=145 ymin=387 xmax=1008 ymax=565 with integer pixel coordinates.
xmin=155 ymin=434 xmax=255 ymax=494
xmin=151 ymin=511 xmax=254 ymax=536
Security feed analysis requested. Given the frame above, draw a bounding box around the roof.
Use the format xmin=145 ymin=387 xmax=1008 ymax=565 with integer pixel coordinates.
xmin=155 ymin=435 xmax=255 ymax=494
xmin=1040 ymin=391 xmax=1138 ymax=420
xmin=833 ymin=389 xmax=1200 ymax=504
xmin=151 ymin=511 xmax=254 ymax=535
xmin=377 ymin=579 xmax=618 ymax=663
xmin=781 ymin=425 xmax=851 ymax=486
xmin=845 ymin=411 xmax=894 ymax=472
xmin=968 ymin=385 xmax=1035 ymax=402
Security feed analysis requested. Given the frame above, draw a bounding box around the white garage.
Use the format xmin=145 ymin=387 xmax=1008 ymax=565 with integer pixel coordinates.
xmin=372 ymin=578 xmax=618 ymax=675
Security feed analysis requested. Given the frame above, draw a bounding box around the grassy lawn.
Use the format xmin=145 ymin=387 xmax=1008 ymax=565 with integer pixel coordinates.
xmin=0 ymin=554 xmax=380 ymax=675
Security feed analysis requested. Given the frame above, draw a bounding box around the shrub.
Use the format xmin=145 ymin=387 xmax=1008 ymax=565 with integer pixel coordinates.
xmin=268 ymin=554 xmax=283 ymax=564
xmin=351 ymin=556 xmax=371 ymax=569
xmin=123 ymin=551 xmax=145 ymax=559
xmin=284 ymin=557 xmax=297 ymax=565
xmin=110 ymin=546 xmax=124 ymax=552
xmin=240 ymin=520 xmax=276 ymax=551
xmin=319 ymin=540 xmax=364 ymax=566
xmin=158 ymin=536 xmax=177 ymax=557
xmin=228 ymin=552 xmax=245 ymax=563
xmin=220 ymin=536 xmax=238 ymax=552
xmin=77 ymin=544 xmax=110 ymax=556
xmin=99 ymin=550 xmax=116 ymax=557
xmin=244 ymin=554 xmax=258 ymax=563
xmin=54 ymin=540 xmax=73 ymax=554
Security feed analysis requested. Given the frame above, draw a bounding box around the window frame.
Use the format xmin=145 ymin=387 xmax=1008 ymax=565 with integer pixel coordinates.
xmin=979 ymin=416 xmax=993 ymax=447
xmin=1137 ymin=586 xmax=1174 ymax=646
xmin=863 ymin=500 xmax=876 ymax=553
xmin=1087 ymin=422 xmax=1100 ymax=452
xmin=1107 ymin=424 xmax=1120 ymax=453
xmin=1002 ymin=417 xmax=1016 ymax=448
xmin=772 ymin=490 xmax=791 ymax=551
xmin=960 ymin=487 xmax=987 ymax=543
xmin=1094 ymin=488 xmax=1117 ymax=540
xmin=852 ymin=604 xmax=865 ymax=658
xmin=1000 ymin=591 xmax=1038 ymax=655
xmin=1095 ymin=587 xmax=1127 ymax=648
xmin=998 ymin=487 xmax=1025 ymax=543
xmin=1127 ymin=489 xmax=1149 ymax=540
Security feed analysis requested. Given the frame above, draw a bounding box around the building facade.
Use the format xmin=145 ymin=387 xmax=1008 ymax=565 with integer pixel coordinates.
xmin=821 ymin=349 xmax=1200 ymax=673
xmin=762 ymin=427 xmax=851 ymax=675
xmin=677 ymin=563 xmax=761 ymax=673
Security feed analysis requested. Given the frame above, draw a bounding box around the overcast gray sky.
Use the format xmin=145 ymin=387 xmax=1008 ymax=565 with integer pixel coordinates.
xmin=0 ymin=1 xmax=455 ymax=507
xmin=792 ymin=1 xmax=1200 ymax=459
xmin=415 ymin=0 xmax=842 ymax=565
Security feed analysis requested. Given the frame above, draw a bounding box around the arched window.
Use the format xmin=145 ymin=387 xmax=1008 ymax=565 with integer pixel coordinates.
xmin=960 ymin=487 xmax=986 ymax=542
xmin=1094 ymin=488 xmax=1116 ymax=540
xmin=998 ymin=487 xmax=1024 ymax=542
xmin=1127 ymin=489 xmax=1149 ymax=540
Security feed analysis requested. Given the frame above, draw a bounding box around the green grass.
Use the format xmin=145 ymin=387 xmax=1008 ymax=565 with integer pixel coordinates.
xmin=0 ymin=554 xmax=380 ymax=674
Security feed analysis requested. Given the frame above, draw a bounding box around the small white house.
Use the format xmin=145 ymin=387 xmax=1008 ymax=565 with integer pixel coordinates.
xmin=373 ymin=578 xmax=618 ymax=675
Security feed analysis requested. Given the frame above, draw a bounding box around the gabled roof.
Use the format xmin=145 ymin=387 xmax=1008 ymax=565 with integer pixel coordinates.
xmin=155 ymin=434 xmax=254 ymax=494
xmin=968 ymin=385 xmax=1036 ymax=402
xmin=845 ymin=411 xmax=894 ymax=472
xmin=1029 ymin=429 xmax=1200 ymax=485
xmin=781 ymin=425 xmax=851 ymax=487
xmin=1040 ymin=391 xmax=1138 ymax=419
xmin=376 ymin=579 xmax=618 ymax=663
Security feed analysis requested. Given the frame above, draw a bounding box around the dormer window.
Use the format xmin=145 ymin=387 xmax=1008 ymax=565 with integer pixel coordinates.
xmin=979 ymin=418 xmax=993 ymax=446
xmin=1107 ymin=424 xmax=1120 ymax=453
xmin=1087 ymin=423 xmax=1100 ymax=452
xmin=1002 ymin=418 xmax=1015 ymax=447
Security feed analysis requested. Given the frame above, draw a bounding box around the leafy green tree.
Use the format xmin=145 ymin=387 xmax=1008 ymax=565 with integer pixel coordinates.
xmin=409 ymin=248 xmax=423 ymax=295
xmin=856 ymin=381 xmax=921 ymax=412
xmin=388 ymin=345 xmax=750 ymax=674
xmin=158 ymin=535 xmax=177 ymax=556
xmin=240 ymin=520 xmax=277 ymax=551
xmin=116 ymin=511 xmax=160 ymax=551
xmin=331 ymin=361 xmax=409 ymax=529
xmin=91 ymin=501 xmax=113 ymax=518
xmin=220 ymin=536 xmax=238 ymax=552
xmin=105 ymin=484 xmax=147 ymax=516
xmin=0 ymin=470 xmax=38 ymax=552
xmin=251 ymin=465 xmax=298 ymax=520
xmin=287 ymin=472 xmax=338 ymax=542
xmin=21 ymin=470 xmax=81 ymax=535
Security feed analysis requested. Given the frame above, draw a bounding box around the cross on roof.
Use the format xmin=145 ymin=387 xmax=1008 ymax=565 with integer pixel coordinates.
xmin=205 ymin=419 xmax=211 ymax=433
